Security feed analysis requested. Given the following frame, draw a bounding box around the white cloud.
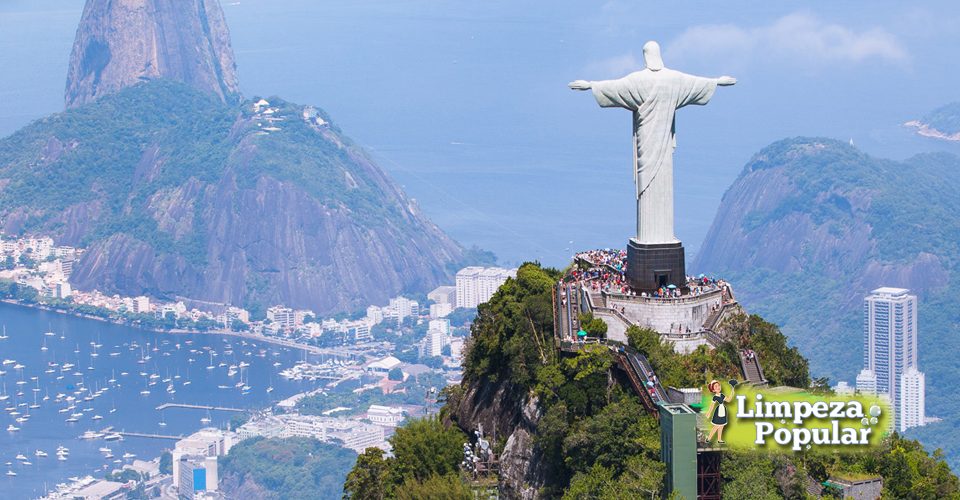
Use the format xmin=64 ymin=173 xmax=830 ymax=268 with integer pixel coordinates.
xmin=666 ymin=13 xmax=907 ymax=68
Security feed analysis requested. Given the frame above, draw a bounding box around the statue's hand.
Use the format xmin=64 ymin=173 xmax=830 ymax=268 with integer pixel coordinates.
xmin=717 ymin=76 xmax=737 ymax=86
xmin=568 ymin=80 xmax=592 ymax=91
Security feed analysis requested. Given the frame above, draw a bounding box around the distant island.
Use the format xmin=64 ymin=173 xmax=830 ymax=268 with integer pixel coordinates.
xmin=905 ymin=102 xmax=960 ymax=141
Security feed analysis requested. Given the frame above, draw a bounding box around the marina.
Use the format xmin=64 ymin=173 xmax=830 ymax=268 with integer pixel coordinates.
xmin=0 ymin=302 xmax=330 ymax=499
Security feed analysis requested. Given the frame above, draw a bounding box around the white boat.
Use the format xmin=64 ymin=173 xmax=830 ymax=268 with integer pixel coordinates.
xmin=266 ymin=386 xmax=274 ymax=393
xmin=6 ymin=425 xmax=18 ymax=432
xmin=56 ymin=455 xmax=67 ymax=461
xmin=20 ymin=461 xmax=31 ymax=466
xmin=98 ymin=447 xmax=111 ymax=453
xmin=139 ymin=390 xmax=150 ymax=396
xmin=200 ymin=417 xmax=212 ymax=424
xmin=1 ymin=360 xmax=14 ymax=366
xmin=35 ymin=450 xmax=47 ymax=457
xmin=65 ymin=418 xmax=78 ymax=423
xmin=103 ymin=433 xmax=122 ymax=441
xmin=122 ymin=453 xmax=136 ymax=459
xmin=15 ymin=454 xmax=26 ymax=461
xmin=91 ymin=415 xmax=103 ymax=420
xmin=5 ymin=470 xmax=15 ymax=476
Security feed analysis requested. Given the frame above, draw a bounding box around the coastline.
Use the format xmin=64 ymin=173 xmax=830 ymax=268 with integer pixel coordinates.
xmin=0 ymin=298 xmax=365 ymax=359
xmin=904 ymin=120 xmax=960 ymax=142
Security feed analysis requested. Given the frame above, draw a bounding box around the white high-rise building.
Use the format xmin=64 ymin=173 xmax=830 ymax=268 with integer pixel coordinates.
xmin=267 ymin=306 xmax=296 ymax=329
xmin=388 ymin=297 xmax=419 ymax=323
xmin=833 ymin=381 xmax=854 ymax=396
xmin=132 ymin=296 xmax=150 ymax=314
xmin=420 ymin=327 xmax=448 ymax=358
xmin=428 ymin=318 xmax=450 ymax=336
xmin=455 ymin=266 xmax=517 ymax=309
xmin=429 ymin=302 xmax=453 ymax=318
xmin=428 ymin=286 xmax=457 ymax=306
xmin=899 ymin=367 xmax=925 ymax=432
xmin=366 ymin=305 xmax=384 ymax=325
xmin=455 ymin=267 xmax=483 ymax=309
xmin=859 ymin=287 xmax=924 ymax=431
xmin=855 ymin=369 xmax=877 ymax=395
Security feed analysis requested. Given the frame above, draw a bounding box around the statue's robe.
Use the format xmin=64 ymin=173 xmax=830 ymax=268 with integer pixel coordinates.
xmin=591 ymin=69 xmax=716 ymax=243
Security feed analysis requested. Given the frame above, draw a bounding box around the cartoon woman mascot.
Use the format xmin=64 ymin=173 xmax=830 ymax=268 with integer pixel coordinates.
xmin=706 ymin=379 xmax=737 ymax=444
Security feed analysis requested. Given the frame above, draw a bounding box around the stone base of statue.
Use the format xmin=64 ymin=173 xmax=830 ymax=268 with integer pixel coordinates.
xmin=626 ymin=239 xmax=686 ymax=291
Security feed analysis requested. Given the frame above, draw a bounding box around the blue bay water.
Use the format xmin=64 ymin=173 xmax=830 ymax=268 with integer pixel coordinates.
xmin=0 ymin=302 xmax=327 ymax=499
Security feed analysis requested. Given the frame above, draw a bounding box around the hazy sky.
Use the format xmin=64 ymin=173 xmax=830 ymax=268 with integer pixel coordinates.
xmin=2 ymin=0 xmax=959 ymax=266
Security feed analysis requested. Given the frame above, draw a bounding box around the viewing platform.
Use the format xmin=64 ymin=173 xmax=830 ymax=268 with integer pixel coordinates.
xmin=563 ymin=249 xmax=741 ymax=353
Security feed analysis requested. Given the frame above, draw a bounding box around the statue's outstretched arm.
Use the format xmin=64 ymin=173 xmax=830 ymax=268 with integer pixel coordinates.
xmin=717 ymin=76 xmax=737 ymax=86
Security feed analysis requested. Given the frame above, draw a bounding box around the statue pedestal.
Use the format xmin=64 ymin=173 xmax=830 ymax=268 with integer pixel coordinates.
xmin=626 ymin=239 xmax=686 ymax=292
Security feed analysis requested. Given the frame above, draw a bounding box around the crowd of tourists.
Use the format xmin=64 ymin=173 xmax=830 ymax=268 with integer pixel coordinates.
xmin=576 ymin=249 xmax=627 ymax=273
xmin=570 ymin=249 xmax=734 ymax=302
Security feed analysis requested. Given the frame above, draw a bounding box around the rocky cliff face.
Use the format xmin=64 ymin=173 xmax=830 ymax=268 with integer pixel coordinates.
xmin=0 ymin=81 xmax=463 ymax=314
xmin=693 ymin=137 xmax=959 ymax=381
xmin=451 ymin=377 xmax=545 ymax=498
xmin=65 ymin=0 xmax=240 ymax=108
xmin=0 ymin=0 xmax=469 ymax=314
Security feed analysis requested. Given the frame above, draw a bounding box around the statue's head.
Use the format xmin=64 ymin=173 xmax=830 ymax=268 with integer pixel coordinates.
xmin=643 ymin=41 xmax=664 ymax=71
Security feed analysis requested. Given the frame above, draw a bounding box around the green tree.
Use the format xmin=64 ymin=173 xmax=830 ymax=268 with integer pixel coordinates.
xmin=563 ymin=464 xmax=626 ymax=500
xmin=619 ymin=454 xmax=665 ymax=499
xmin=388 ymin=367 xmax=404 ymax=381
xmin=159 ymin=452 xmax=172 ymax=475
xmin=394 ymin=474 xmax=472 ymax=500
xmin=562 ymin=395 xmax=660 ymax=477
xmin=577 ymin=312 xmax=608 ymax=338
xmin=463 ymin=263 xmax=560 ymax=390
xmin=343 ymin=448 xmax=391 ymax=500
xmin=219 ymin=437 xmax=356 ymax=499
xmin=389 ymin=416 xmax=466 ymax=483
xmin=722 ymin=452 xmax=782 ymax=500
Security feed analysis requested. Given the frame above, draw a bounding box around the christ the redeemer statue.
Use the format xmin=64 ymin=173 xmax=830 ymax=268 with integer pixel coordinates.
xmin=570 ymin=41 xmax=735 ymax=245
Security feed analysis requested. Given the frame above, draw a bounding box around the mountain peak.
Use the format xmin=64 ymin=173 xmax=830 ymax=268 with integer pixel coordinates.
xmin=742 ymin=136 xmax=866 ymax=174
xmin=65 ymin=0 xmax=240 ymax=109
